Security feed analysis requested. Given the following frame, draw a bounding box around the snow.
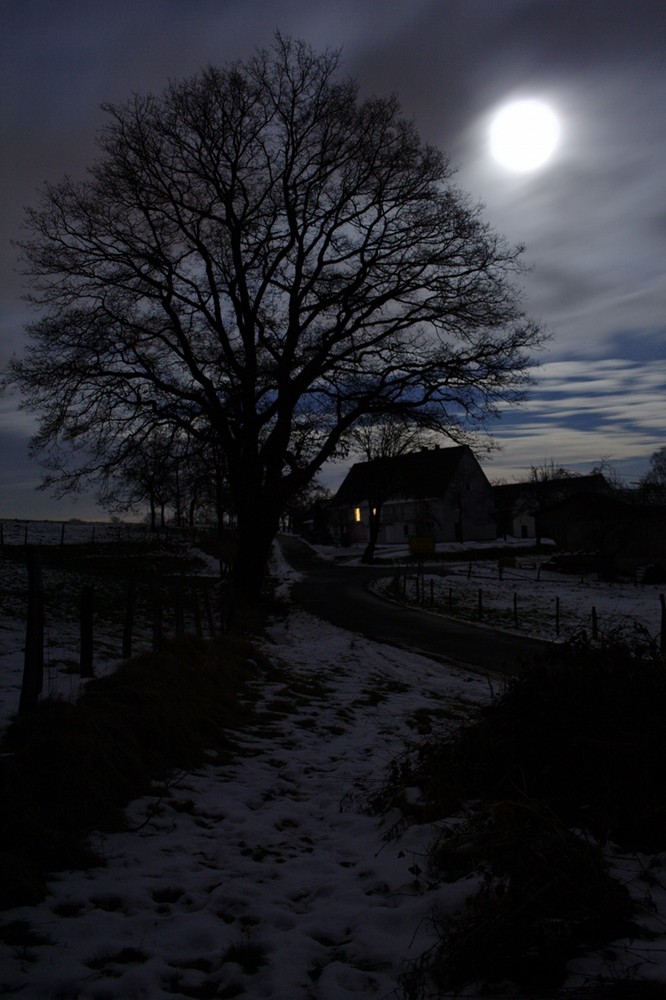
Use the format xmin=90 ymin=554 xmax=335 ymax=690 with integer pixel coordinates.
xmin=372 ymin=557 xmax=665 ymax=644
xmin=1 ymin=531 xmax=666 ymax=997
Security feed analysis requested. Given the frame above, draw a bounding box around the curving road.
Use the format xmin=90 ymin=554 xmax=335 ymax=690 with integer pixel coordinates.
xmin=279 ymin=535 xmax=554 ymax=676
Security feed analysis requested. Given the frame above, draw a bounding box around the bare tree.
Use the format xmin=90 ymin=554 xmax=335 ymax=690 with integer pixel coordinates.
xmin=4 ymin=35 xmax=543 ymax=598
xmin=102 ymin=428 xmax=225 ymax=529
xmin=590 ymin=457 xmax=624 ymax=491
xmin=639 ymin=447 xmax=666 ymax=497
xmin=104 ymin=429 xmax=177 ymax=530
xmin=349 ymin=415 xmax=435 ymax=562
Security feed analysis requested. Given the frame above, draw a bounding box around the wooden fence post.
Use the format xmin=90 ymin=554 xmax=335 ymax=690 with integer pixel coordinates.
xmin=556 ymin=595 xmax=560 ymax=637
xmin=193 ymin=586 xmax=203 ymax=640
xmin=203 ymin=586 xmax=215 ymax=636
xmin=152 ymin=578 xmax=163 ymax=653
xmin=477 ymin=588 xmax=483 ymax=621
xmin=122 ymin=578 xmax=136 ymax=659
xmin=513 ymin=591 xmax=518 ymax=628
xmin=19 ymin=547 xmax=44 ymax=714
xmin=174 ymin=579 xmax=185 ymax=641
xmin=80 ymin=584 xmax=94 ymax=678
xmin=591 ymin=605 xmax=598 ymax=641
xmin=660 ymin=593 xmax=665 ymax=655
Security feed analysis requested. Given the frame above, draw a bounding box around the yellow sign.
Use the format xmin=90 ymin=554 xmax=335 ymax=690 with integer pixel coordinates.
xmin=409 ymin=536 xmax=435 ymax=556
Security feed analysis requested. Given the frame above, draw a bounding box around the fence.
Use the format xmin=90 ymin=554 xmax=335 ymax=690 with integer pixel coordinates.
xmin=16 ymin=549 xmax=229 ymax=715
xmin=0 ymin=518 xmax=215 ymax=549
xmin=389 ymin=560 xmax=666 ymax=650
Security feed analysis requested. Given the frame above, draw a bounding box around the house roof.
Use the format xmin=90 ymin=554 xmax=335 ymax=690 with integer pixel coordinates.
xmin=546 ymin=488 xmax=666 ymax=517
xmin=493 ymin=474 xmax=610 ymax=512
xmin=332 ymin=445 xmax=474 ymax=506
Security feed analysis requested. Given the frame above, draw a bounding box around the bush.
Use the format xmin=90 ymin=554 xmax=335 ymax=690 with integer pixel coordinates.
xmin=411 ymin=638 xmax=666 ymax=850
xmin=426 ymin=801 xmax=635 ymax=994
xmin=383 ymin=636 xmax=666 ymax=995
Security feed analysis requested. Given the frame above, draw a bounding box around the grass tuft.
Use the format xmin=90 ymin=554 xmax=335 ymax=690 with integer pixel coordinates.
xmin=427 ymin=801 xmax=636 ymax=994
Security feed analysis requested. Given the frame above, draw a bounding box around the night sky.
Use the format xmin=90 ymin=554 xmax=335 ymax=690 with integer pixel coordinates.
xmin=1 ymin=0 xmax=665 ymax=518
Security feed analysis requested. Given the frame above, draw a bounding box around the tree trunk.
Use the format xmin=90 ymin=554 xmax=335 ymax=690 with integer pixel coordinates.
xmin=362 ymin=505 xmax=382 ymax=563
xmin=232 ymin=499 xmax=282 ymax=600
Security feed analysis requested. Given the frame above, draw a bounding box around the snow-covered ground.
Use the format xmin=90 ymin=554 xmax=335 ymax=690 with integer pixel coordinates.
xmin=1 ymin=533 xmax=665 ymax=997
xmin=0 ymin=527 xmax=220 ymax=732
xmin=373 ymin=558 xmax=665 ymax=644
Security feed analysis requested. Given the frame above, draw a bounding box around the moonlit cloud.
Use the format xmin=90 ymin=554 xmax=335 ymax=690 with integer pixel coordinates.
xmin=488 ymin=357 xmax=666 ymax=481
xmin=1 ymin=0 xmax=664 ymax=514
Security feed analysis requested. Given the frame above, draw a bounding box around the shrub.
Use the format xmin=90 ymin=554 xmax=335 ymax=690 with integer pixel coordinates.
xmin=425 ymin=801 xmax=636 ymax=994
xmin=411 ymin=639 xmax=666 ymax=849
xmin=384 ymin=635 xmax=666 ymax=995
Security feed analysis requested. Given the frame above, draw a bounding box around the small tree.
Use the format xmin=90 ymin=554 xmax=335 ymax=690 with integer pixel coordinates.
xmin=102 ymin=430 xmax=226 ymax=529
xmin=639 ymin=447 xmax=666 ymax=498
xmin=520 ymin=461 xmax=580 ymax=544
xmin=4 ymin=36 xmax=543 ymax=598
xmin=348 ymin=416 xmax=435 ymax=562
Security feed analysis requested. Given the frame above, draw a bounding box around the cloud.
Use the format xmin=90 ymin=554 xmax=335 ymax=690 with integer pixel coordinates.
xmin=1 ymin=0 xmax=665 ymax=515
xmin=486 ymin=355 xmax=665 ymax=482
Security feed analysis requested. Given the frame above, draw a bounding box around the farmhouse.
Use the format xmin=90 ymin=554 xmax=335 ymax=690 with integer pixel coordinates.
xmin=331 ymin=445 xmax=496 ymax=546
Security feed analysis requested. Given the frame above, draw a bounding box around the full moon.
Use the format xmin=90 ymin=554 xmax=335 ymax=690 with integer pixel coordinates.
xmin=489 ymin=99 xmax=560 ymax=172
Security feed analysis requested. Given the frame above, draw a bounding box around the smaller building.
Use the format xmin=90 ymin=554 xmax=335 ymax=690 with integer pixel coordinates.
xmin=494 ymin=473 xmax=611 ymax=540
xmin=331 ymin=445 xmax=497 ymax=546
xmin=542 ymin=490 xmax=666 ymax=576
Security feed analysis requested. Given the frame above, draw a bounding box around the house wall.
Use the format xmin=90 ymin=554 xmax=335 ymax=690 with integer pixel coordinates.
xmin=341 ymin=450 xmax=497 ymax=545
xmin=332 ymin=447 xmax=500 ymax=547
xmin=510 ymin=513 xmax=536 ymax=540
xmin=428 ymin=449 xmax=497 ymax=542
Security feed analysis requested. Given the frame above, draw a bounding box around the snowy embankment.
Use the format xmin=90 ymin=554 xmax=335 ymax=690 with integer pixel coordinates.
xmin=1 ymin=534 xmax=665 ymax=997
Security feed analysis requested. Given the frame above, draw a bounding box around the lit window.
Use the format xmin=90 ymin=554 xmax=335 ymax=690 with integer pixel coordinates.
xmin=354 ymin=507 xmax=362 ymax=523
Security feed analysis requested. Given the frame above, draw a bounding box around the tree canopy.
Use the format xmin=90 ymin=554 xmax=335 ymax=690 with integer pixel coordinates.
xmin=4 ymin=35 xmax=543 ymax=596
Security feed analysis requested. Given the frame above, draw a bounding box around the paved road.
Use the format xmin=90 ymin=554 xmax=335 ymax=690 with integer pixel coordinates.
xmin=280 ymin=535 xmax=554 ymax=676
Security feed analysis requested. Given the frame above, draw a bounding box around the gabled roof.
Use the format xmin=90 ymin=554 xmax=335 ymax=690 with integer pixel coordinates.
xmin=332 ymin=445 xmax=474 ymax=506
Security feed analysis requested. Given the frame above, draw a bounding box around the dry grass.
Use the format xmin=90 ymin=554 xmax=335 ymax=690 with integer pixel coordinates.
xmin=380 ymin=634 xmax=666 ymax=996
xmin=0 ymin=634 xmax=267 ymax=910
